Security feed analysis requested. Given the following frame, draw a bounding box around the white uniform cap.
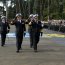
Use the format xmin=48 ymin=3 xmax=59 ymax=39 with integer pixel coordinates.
xmin=29 ymin=14 xmax=33 ymax=17
xmin=35 ymin=14 xmax=38 ymax=16
xmin=16 ymin=13 xmax=22 ymax=17
xmin=33 ymin=14 xmax=38 ymax=17
xmin=1 ymin=16 xmax=6 ymax=19
xmin=33 ymin=15 xmax=36 ymax=17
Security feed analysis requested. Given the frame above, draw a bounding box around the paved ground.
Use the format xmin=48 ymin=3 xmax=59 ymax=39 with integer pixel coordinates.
xmin=0 ymin=25 xmax=65 ymax=65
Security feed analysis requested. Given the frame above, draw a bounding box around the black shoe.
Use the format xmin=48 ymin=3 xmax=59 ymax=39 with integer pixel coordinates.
xmin=16 ymin=50 xmax=19 ymax=53
xmin=1 ymin=44 xmax=4 ymax=47
xmin=1 ymin=43 xmax=5 ymax=46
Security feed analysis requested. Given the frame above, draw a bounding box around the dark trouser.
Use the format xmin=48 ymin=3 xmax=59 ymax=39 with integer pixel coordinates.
xmin=48 ymin=25 xmax=51 ymax=30
xmin=55 ymin=25 xmax=59 ymax=31
xmin=16 ymin=33 xmax=23 ymax=51
xmin=1 ymin=33 xmax=6 ymax=46
xmin=33 ymin=32 xmax=40 ymax=51
xmin=60 ymin=26 xmax=65 ymax=33
xmin=29 ymin=31 xmax=33 ymax=48
xmin=40 ymin=32 xmax=43 ymax=36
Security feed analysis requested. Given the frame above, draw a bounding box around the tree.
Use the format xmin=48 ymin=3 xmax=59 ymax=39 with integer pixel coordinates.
xmin=0 ymin=0 xmax=65 ymax=20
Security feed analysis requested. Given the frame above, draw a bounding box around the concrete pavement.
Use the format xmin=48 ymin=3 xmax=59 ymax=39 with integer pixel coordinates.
xmin=0 ymin=25 xmax=65 ymax=65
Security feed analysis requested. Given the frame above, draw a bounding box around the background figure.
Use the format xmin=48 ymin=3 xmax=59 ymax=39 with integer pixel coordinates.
xmin=28 ymin=14 xmax=34 ymax=48
xmin=29 ymin=14 xmax=43 ymax=52
xmin=48 ymin=20 xmax=51 ymax=30
xmin=11 ymin=13 xmax=26 ymax=53
xmin=0 ymin=16 xmax=10 ymax=46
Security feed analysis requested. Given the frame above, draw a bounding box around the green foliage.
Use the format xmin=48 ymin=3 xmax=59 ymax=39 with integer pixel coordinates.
xmin=0 ymin=0 xmax=65 ymax=20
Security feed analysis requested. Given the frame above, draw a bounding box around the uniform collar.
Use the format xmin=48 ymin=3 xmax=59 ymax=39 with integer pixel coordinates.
xmin=17 ymin=19 xmax=21 ymax=23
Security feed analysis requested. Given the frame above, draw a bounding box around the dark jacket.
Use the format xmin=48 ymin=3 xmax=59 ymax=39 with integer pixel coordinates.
xmin=0 ymin=22 xmax=10 ymax=34
xmin=29 ymin=20 xmax=42 ymax=33
xmin=12 ymin=20 xmax=26 ymax=35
